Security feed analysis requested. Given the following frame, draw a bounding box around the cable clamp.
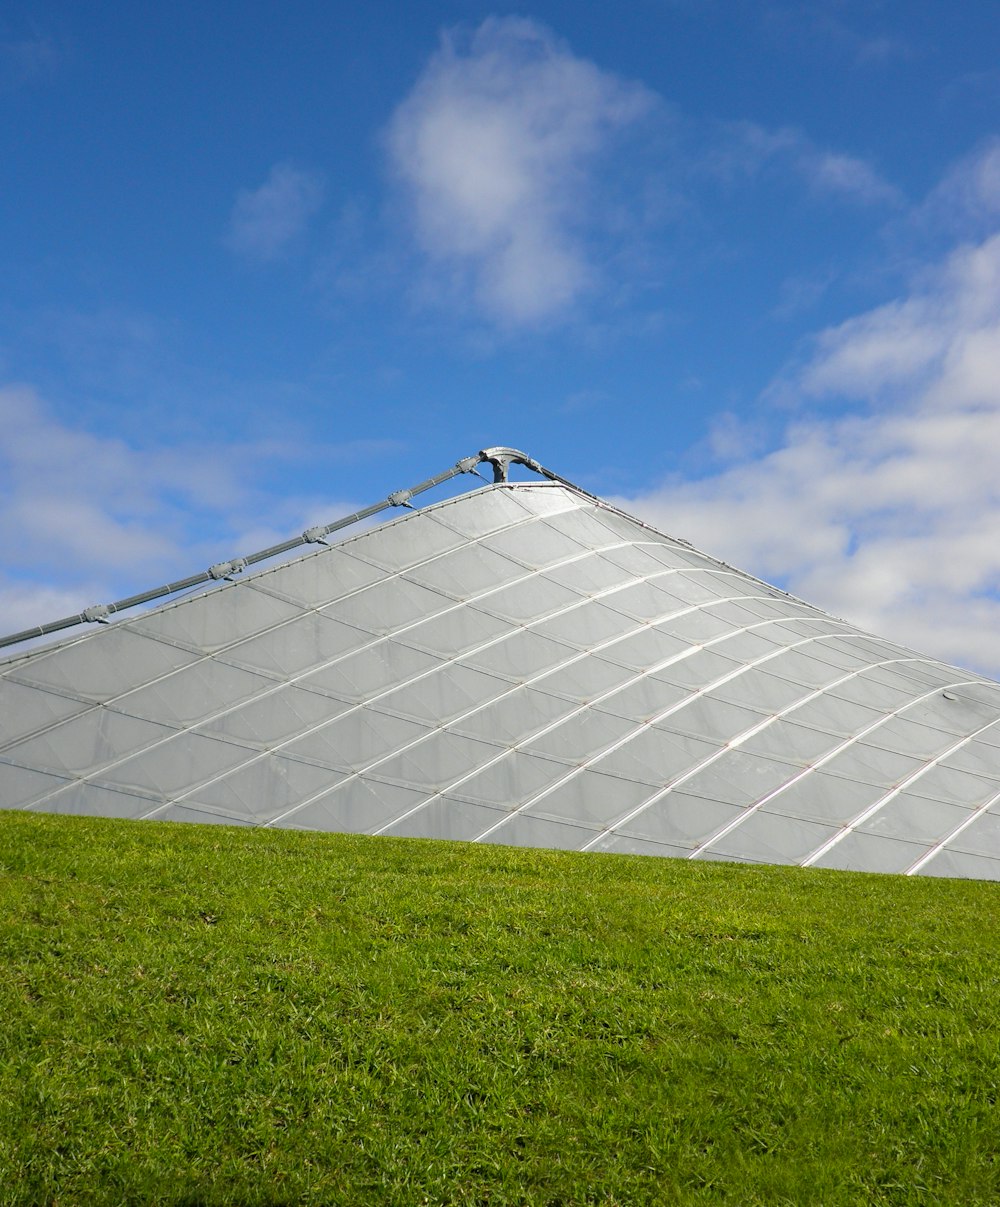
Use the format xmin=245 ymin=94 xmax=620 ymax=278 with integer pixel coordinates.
xmin=209 ymin=558 xmax=247 ymax=581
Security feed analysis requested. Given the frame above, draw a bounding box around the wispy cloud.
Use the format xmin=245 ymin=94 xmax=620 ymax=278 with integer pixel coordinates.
xmin=770 ymin=270 xmax=836 ymax=320
xmin=914 ymin=138 xmax=1000 ymax=239
xmin=385 ymin=17 xmax=654 ymax=326
xmin=226 ymin=164 xmax=325 ymax=262
xmin=0 ymin=385 xmax=366 ymax=639
xmin=802 ymin=149 xmax=902 ymax=207
xmin=705 ymin=120 xmax=903 ymax=208
xmin=0 ymin=29 xmax=61 ymax=90
xmin=762 ymin=4 xmax=917 ymax=68
xmin=619 ymin=214 xmax=1000 ymax=674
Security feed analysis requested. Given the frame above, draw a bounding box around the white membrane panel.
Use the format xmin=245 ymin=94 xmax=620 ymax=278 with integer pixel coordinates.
xmin=4 ymin=479 xmax=1000 ymax=880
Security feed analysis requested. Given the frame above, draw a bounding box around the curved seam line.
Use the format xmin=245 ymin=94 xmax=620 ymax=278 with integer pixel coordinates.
xmin=473 ymin=642 xmax=931 ymax=846
xmin=801 ymin=705 xmax=1000 ymax=868
xmin=575 ymin=656 xmax=950 ymax=853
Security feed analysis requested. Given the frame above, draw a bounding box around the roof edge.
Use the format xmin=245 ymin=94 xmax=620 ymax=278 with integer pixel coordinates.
xmin=0 ymin=445 xmax=597 ymax=653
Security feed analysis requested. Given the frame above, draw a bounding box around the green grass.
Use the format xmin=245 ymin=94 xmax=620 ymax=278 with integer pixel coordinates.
xmin=1 ymin=812 xmax=999 ymax=1205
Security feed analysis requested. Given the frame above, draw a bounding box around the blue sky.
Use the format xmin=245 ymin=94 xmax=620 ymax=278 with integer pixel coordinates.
xmin=5 ymin=1 xmax=1000 ymax=670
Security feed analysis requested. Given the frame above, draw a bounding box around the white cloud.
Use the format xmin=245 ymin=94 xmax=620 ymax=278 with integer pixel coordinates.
xmin=381 ymin=22 xmax=902 ymax=327
xmin=802 ymin=149 xmax=902 ymax=207
xmin=917 ymin=138 xmax=1000 ymax=237
xmin=698 ymin=121 xmax=799 ymax=183
xmin=0 ymin=386 xmax=180 ymax=577
xmin=619 ymin=225 xmax=1000 ymax=676
xmin=386 ymin=17 xmax=653 ymax=325
xmin=0 ymin=386 xmax=360 ymax=642
xmin=706 ymin=120 xmax=902 ymax=208
xmin=226 ymin=164 xmax=325 ymax=261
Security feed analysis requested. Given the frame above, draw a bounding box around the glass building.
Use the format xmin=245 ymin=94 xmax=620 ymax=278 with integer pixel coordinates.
xmin=3 ymin=451 xmax=1000 ymax=879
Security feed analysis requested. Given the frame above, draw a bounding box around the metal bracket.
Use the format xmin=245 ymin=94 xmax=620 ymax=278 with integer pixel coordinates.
xmin=476 ymin=446 xmax=544 ymax=483
xmin=388 ymin=490 xmax=414 ymax=509
xmin=82 ymin=604 xmax=111 ymax=624
xmin=208 ymin=558 xmax=247 ymax=581
xmin=302 ymin=526 xmax=330 ymax=545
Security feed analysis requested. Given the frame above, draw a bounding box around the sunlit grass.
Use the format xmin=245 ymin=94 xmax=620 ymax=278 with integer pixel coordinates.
xmin=1 ymin=809 xmax=998 ymax=1205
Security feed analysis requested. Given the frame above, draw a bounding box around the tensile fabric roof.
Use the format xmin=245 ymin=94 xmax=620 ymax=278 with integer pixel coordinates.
xmin=3 ymin=454 xmax=1000 ymax=879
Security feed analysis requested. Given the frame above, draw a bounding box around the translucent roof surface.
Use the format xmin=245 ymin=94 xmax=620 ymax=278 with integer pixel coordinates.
xmin=4 ymin=479 xmax=1000 ymax=879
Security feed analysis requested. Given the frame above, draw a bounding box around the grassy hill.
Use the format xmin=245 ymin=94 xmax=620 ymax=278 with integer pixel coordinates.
xmin=1 ymin=810 xmax=998 ymax=1206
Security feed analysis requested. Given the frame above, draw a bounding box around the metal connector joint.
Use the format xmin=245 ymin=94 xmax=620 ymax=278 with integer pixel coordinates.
xmin=477 ymin=446 xmax=541 ymax=484
xmin=209 ymin=558 xmax=247 ymax=581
